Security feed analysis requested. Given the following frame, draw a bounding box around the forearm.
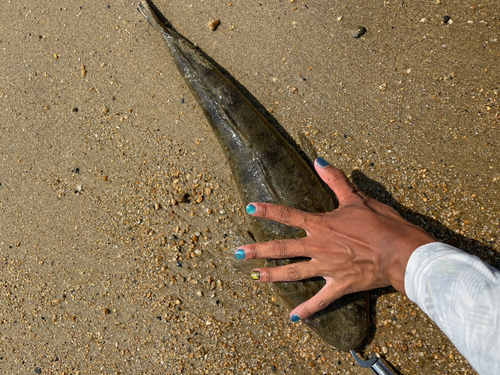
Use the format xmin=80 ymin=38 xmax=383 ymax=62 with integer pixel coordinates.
xmin=405 ymin=242 xmax=500 ymax=375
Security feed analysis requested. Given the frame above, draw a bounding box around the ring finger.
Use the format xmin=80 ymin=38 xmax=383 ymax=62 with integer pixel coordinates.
xmin=251 ymin=261 xmax=319 ymax=283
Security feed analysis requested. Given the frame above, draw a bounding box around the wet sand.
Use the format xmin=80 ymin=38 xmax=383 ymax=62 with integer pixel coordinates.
xmin=0 ymin=0 xmax=499 ymax=374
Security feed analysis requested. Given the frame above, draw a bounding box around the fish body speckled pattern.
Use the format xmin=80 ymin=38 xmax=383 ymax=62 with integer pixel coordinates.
xmin=137 ymin=0 xmax=369 ymax=351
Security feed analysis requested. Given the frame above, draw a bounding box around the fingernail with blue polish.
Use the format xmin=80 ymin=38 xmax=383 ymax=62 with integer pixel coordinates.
xmin=235 ymin=249 xmax=246 ymax=260
xmin=316 ymin=157 xmax=330 ymax=168
xmin=291 ymin=314 xmax=301 ymax=322
xmin=250 ymin=270 xmax=261 ymax=280
xmin=246 ymin=204 xmax=256 ymax=215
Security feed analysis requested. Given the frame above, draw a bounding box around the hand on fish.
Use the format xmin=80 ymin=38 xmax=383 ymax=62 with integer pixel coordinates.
xmin=236 ymin=157 xmax=435 ymax=321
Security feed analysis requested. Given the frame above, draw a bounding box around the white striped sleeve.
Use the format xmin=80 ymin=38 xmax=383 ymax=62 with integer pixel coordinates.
xmin=405 ymin=242 xmax=500 ymax=375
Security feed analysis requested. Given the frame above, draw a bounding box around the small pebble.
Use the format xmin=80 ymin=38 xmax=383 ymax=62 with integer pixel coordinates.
xmin=176 ymin=193 xmax=188 ymax=203
xmin=208 ymin=19 xmax=220 ymax=31
xmin=354 ymin=26 xmax=367 ymax=38
xmin=443 ymin=15 xmax=451 ymax=23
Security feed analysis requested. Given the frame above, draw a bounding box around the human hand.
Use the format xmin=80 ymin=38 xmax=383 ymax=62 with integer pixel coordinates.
xmin=235 ymin=157 xmax=434 ymax=321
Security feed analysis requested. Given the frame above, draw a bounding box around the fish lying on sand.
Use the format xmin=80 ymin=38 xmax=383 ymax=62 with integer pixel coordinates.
xmin=137 ymin=0 xmax=369 ymax=351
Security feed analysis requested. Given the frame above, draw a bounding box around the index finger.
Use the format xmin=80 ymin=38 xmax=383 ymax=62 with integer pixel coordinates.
xmin=314 ymin=158 xmax=362 ymax=204
xmin=246 ymin=203 xmax=311 ymax=230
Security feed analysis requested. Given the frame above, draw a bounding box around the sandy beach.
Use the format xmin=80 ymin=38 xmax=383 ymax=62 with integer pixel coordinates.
xmin=1 ymin=0 xmax=498 ymax=374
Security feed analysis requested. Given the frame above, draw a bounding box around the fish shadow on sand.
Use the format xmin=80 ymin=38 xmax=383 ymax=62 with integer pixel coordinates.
xmin=352 ymin=170 xmax=500 ymax=360
xmin=352 ymin=170 xmax=499 ymax=270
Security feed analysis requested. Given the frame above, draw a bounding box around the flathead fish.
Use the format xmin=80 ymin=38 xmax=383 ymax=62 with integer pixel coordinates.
xmin=138 ymin=0 xmax=369 ymax=351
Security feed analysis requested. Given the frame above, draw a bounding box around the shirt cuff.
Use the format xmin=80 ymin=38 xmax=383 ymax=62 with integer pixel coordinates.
xmin=404 ymin=242 xmax=465 ymax=303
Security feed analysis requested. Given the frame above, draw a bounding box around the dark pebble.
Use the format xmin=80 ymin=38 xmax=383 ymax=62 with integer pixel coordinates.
xmin=181 ymin=98 xmax=185 ymax=104
xmin=408 ymin=185 xmax=413 ymax=189
xmin=177 ymin=192 xmax=189 ymax=203
xmin=370 ymin=162 xmax=374 ymax=166
xmin=354 ymin=26 xmax=367 ymax=38
xmin=176 ymin=261 xmax=182 ymax=267
xmin=72 ymin=107 xmax=78 ymax=112
xmin=34 ymin=368 xmax=42 ymax=374
xmin=443 ymin=15 xmax=451 ymax=23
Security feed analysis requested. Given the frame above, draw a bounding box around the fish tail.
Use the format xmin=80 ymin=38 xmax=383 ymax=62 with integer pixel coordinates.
xmin=137 ymin=0 xmax=170 ymax=34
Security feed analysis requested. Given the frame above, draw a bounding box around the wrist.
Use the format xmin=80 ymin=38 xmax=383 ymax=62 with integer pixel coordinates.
xmin=384 ymin=225 xmax=435 ymax=294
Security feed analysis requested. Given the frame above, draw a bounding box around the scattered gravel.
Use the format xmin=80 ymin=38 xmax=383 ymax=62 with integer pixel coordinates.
xmin=0 ymin=0 xmax=498 ymax=374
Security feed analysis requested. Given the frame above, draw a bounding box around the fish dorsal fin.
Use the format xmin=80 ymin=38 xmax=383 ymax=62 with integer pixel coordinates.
xmin=297 ymin=131 xmax=318 ymax=169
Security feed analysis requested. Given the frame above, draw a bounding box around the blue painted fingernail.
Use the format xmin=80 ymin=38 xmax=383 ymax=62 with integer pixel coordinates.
xmin=235 ymin=249 xmax=246 ymax=260
xmin=246 ymin=204 xmax=256 ymax=214
xmin=316 ymin=157 xmax=330 ymax=168
xmin=291 ymin=314 xmax=301 ymax=322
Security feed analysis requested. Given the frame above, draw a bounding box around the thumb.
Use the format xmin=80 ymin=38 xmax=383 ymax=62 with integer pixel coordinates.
xmin=314 ymin=157 xmax=360 ymax=204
